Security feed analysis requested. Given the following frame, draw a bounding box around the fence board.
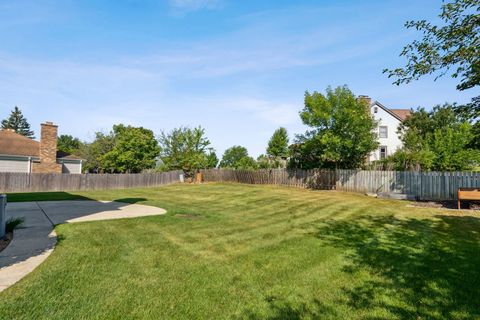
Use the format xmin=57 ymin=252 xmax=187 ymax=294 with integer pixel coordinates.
xmin=201 ymin=168 xmax=480 ymax=201
xmin=0 ymin=171 xmax=183 ymax=193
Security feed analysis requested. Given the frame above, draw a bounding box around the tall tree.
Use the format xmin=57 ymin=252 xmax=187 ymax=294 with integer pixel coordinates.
xmin=57 ymin=135 xmax=81 ymax=154
xmin=267 ymin=127 xmax=289 ymax=159
xmin=158 ymin=126 xmax=213 ymax=176
xmin=1 ymin=106 xmax=34 ymax=138
xmin=290 ymin=86 xmax=378 ymax=169
xmin=220 ymin=146 xmax=257 ymax=169
xmin=102 ymin=124 xmax=160 ymax=173
xmin=384 ymin=0 xmax=480 ymax=112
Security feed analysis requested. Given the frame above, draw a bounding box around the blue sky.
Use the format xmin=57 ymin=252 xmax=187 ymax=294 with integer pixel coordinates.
xmin=0 ymin=0 xmax=475 ymax=157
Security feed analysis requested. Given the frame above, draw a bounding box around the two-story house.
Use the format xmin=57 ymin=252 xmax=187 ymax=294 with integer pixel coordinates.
xmin=358 ymin=95 xmax=411 ymax=162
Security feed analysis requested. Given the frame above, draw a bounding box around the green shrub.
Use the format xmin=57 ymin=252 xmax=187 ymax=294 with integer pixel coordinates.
xmin=6 ymin=217 xmax=24 ymax=232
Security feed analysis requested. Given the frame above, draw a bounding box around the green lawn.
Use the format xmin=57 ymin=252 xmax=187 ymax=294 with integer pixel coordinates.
xmin=1 ymin=183 xmax=480 ymax=319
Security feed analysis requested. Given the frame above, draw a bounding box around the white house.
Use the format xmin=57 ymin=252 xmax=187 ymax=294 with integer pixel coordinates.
xmin=0 ymin=122 xmax=83 ymax=173
xmin=359 ymin=96 xmax=411 ymax=162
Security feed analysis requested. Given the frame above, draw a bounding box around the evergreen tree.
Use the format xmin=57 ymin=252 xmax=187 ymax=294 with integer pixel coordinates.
xmin=267 ymin=127 xmax=289 ymax=158
xmin=1 ymin=106 xmax=35 ymax=138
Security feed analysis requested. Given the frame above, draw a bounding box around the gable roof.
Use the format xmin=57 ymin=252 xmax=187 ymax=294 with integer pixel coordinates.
xmin=389 ymin=109 xmax=411 ymax=121
xmin=0 ymin=129 xmax=82 ymax=160
xmin=372 ymin=101 xmax=410 ymax=122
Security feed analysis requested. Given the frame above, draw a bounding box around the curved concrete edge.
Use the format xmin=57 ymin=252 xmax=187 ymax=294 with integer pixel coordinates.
xmin=0 ymin=201 xmax=167 ymax=293
xmin=0 ymin=230 xmax=57 ymax=292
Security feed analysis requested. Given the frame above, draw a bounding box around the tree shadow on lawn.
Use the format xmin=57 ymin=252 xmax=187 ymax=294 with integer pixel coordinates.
xmin=113 ymin=198 xmax=147 ymax=204
xmin=312 ymin=214 xmax=480 ymax=319
xmin=243 ymin=298 xmax=338 ymax=319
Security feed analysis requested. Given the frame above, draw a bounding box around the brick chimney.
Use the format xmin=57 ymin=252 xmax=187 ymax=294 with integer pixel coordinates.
xmin=40 ymin=122 xmax=58 ymax=164
xmin=32 ymin=122 xmax=62 ymax=173
xmin=357 ymin=95 xmax=372 ymax=107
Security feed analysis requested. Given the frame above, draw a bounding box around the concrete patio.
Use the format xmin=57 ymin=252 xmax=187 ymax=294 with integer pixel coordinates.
xmin=0 ymin=200 xmax=166 ymax=292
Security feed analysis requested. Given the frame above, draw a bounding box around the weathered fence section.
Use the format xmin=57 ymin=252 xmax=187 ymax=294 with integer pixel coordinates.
xmin=335 ymin=170 xmax=480 ymax=200
xmin=201 ymin=169 xmax=336 ymax=189
xmin=1 ymin=169 xmax=479 ymax=200
xmin=0 ymin=171 xmax=183 ymax=193
xmin=202 ymin=169 xmax=480 ymax=200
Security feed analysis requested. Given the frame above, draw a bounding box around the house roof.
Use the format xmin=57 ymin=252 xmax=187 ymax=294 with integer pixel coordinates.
xmin=372 ymin=101 xmax=411 ymax=122
xmin=0 ymin=129 xmax=82 ymax=160
xmin=389 ymin=109 xmax=411 ymax=121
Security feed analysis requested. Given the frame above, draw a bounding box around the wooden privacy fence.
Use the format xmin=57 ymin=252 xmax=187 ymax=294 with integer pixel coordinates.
xmin=201 ymin=168 xmax=336 ymax=189
xmin=201 ymin=169 xmax=480 ymax=201
xmin=0 ymin=171 xmax=183 ymax=193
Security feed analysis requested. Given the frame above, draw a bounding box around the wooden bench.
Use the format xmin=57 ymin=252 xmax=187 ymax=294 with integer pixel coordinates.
xmin=458 ymin=188 xmax=480 ymax=209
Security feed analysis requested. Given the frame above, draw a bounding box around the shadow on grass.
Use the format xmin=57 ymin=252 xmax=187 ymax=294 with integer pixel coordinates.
xmin=113 ymin=198 xmax=147 ymax=204
xmin=311 ymin=214 xmax=480 ymax=319
xmin=6 ymin=191 xmax=92 ymax=202
xmin=243 ymin=298 xmax=338 ymax=319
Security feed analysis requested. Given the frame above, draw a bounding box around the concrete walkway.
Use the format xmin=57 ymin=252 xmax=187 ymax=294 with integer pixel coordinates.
xmin=0 ymin=200 xmax=166 ymax=292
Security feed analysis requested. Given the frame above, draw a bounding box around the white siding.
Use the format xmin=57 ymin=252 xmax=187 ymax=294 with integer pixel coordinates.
xmin=370 ymin=103 xmax=403 ymax=161
xmin=0 ymin=159 xmax=29 ymax=173
xmin=62 ymin=162 xmax=82 ymax=174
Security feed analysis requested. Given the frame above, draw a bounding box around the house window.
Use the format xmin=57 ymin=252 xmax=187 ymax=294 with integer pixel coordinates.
xmin=380 ymin=146 xmax=387 ymax=159
xmin=379 ymin=126 xmax=388 ymax=138
xmin=374 ymin=106 xmax=378 ymax=113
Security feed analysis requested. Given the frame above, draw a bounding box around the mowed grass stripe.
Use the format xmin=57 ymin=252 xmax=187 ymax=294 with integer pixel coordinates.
xmin=1 ymin=183 xmax=479 ymax=319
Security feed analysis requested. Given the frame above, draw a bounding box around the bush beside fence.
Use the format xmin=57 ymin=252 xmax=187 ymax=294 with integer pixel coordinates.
xmin=201 ymin=169 xmax=480 ymax=201
xmin=0 ymin=171 xmax=183 ymax=193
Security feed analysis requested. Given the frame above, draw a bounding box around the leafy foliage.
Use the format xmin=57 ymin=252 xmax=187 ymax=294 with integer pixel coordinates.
xmin=257 ymin=154 xmax=283 ymax=169
xmin=78 ymin=131 xmax=115 ymax=173
xmin=289 ymin=86 xmax=378 ymax=169
xmin=206 ymin=151 xmax=219 ymax=169
xmin=220 ymin=146 xmax=257 ymax=169
xmin=267 ymin=127 xmax=289 ymax=158
xmin=385 ymin=0 xmax=480 ymax=92
xmin=102 ymin=125 xmax=160 ymax=173
xmin=6 ymin=217 xmax=24 ymax=232
xmin=158 ymin=126 xmax=214 ymax=176
xmin=57 ymin=135 xmax=81 ymax=154
xmin=455 ymin=96 xmax=480 ymax=149
xmin=386 ymin=104 xmax=479 ymax=170
xmin=1 ymin=106 xmax=34 ymax=138
xmin=78 ymin=125 xmax=159 ymax=173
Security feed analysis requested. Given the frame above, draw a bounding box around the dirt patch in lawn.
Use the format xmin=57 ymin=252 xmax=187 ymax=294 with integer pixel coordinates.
xmin=409 ymin=200 xmax=480 ymax=211
xmin=0 ymin=232 xmax=13 ymax=252
xmin=175 ymin=214 xmax=204 ymax=220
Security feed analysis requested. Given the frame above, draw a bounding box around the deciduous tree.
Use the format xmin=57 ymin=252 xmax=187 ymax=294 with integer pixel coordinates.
xmin=290 ymin=86 xmax=378 ymax=169
xmin=389 ymin=104 xmax=479 ymax=170
xmin=57 ymin=135 xmax=81 ymax=154
xmin=220 ymin=146 xmax=257 ymax=169
xmin=385 ymin=0 xmax=480 ymax=113
xmin=158 ymin=126 xmax=214 ymax=176
xmin=102 ymin=125 xmax=160 ymax=173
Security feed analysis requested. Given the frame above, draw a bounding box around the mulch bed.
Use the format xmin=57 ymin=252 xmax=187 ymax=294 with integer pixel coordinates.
xmin=410 ymin=200 xmax=480 ymax=211
xmin=0 ymin=232 xmax=13 ymax=252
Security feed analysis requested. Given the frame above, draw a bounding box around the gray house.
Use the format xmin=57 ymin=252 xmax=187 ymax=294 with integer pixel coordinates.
xmin=0 ymin=122 xmax=82 ymax=173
